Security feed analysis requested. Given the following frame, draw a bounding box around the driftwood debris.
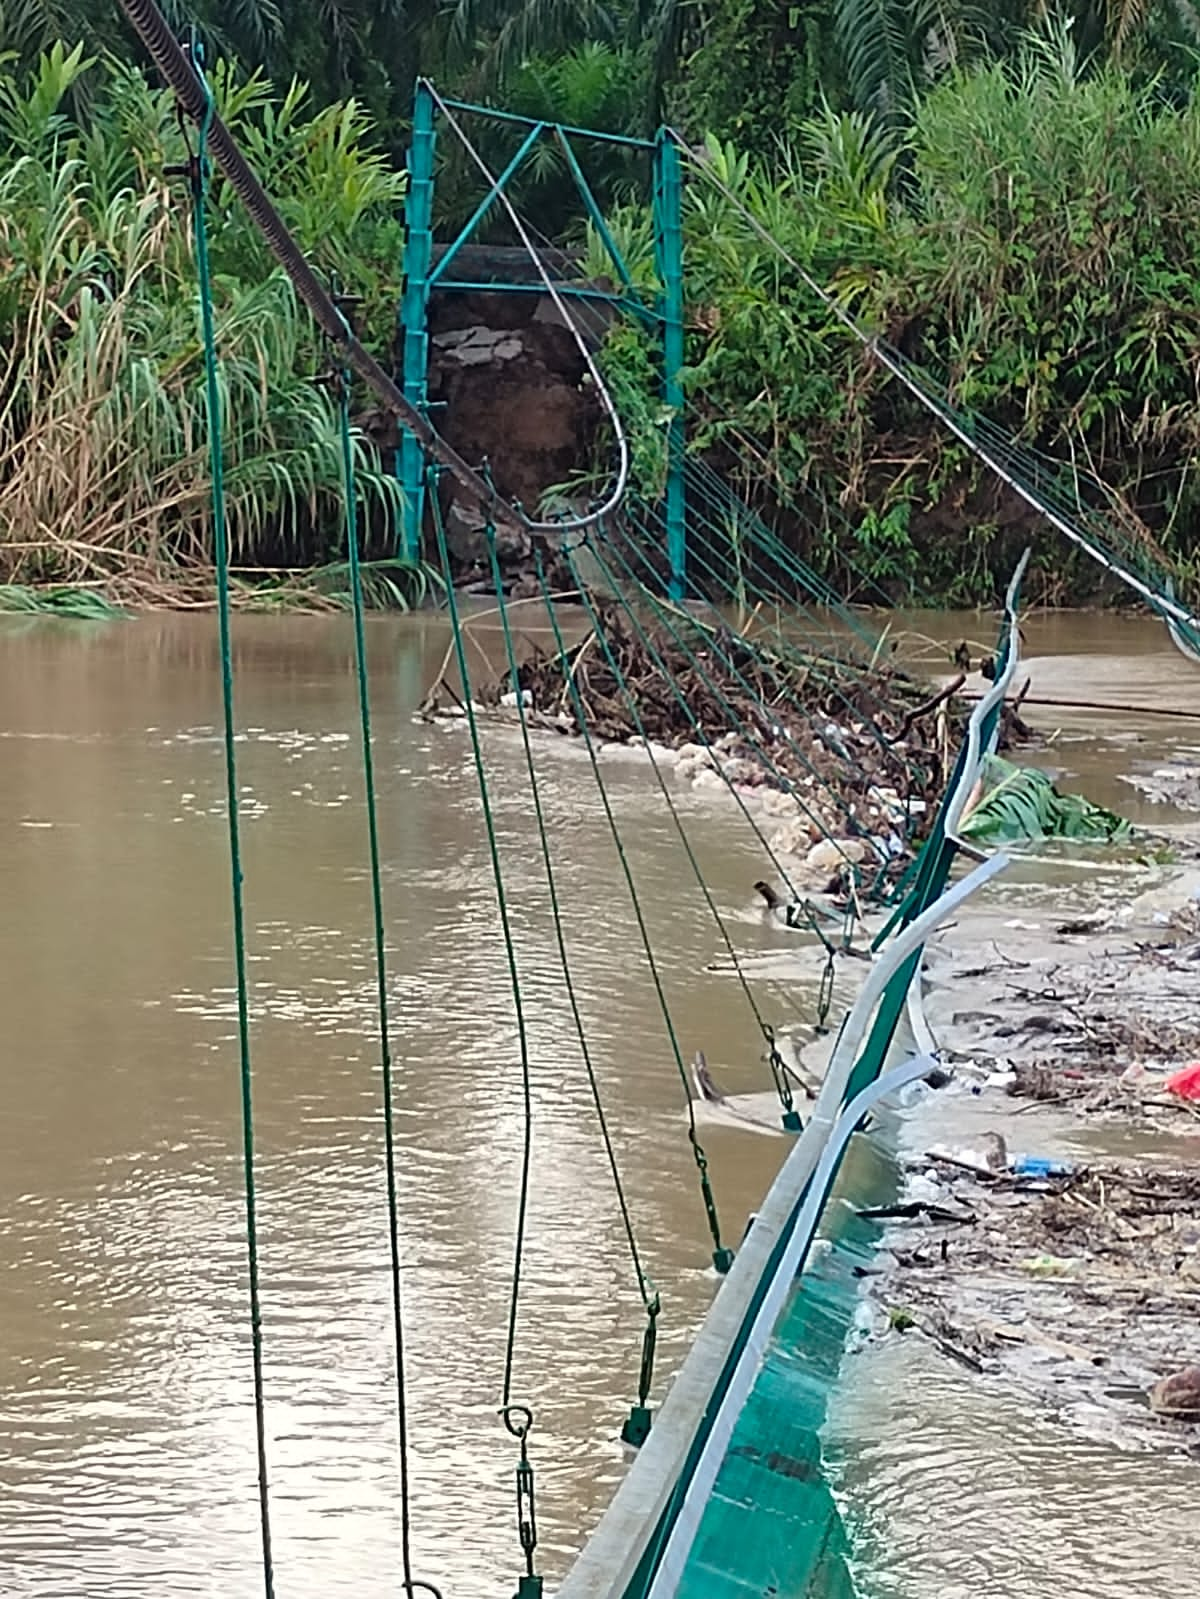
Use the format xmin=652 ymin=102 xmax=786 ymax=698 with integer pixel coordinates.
xmin=440 ymin=596 xmax=1031 ymax=855
xmin=881 ymin=1159 xmax=1200 ymax=1450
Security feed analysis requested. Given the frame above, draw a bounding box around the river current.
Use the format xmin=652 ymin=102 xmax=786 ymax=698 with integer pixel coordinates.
xmin=1 ymin=607 xmax=1195 ymax=1597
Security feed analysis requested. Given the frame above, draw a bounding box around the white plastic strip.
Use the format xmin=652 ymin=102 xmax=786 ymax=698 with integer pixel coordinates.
xmin=907 ymin=550 xmax=1027 ymax=1056
xmin=942 ymin=549 xmax=1028 ymax=847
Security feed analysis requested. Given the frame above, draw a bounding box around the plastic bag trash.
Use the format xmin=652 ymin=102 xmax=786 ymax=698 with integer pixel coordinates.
xmin=1020 ymin=1254 xmax=1082 ymax=1276
xmin=905 ymin=1171 xmax=944 ymax=1205
xmin=1165 ymin=1062 xmax=1200 ymax=1102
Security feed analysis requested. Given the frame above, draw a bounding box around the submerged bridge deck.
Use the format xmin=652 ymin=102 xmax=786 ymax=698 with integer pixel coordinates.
xmin=679 ymin=1183 xmax=882 ymax=1599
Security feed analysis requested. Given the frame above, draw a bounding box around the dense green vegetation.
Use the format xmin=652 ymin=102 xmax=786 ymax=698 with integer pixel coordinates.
xmin=595 ymin=29 xmax=1200 ymax=602
xmin=2 ymin=2 xmax=1200 ymax=605
xmin=0 ymin=40 xmax=408 ymax=602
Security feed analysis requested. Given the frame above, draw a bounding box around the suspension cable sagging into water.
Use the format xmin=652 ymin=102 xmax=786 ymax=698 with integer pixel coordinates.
xmin=333 ymin=354 xmax=441 ymax=1597
xmin=604 ymin=517 xmax=894 ymax=856
xmin=548 ymin=551 xmax=800 ymax=1126
xmin=186 ymin=48 xmax=274 ymax=1599
xmin=570 ymin=534 xmax=855 ymax=956
xmin=597 ymin=520 xmax=903 ymax=907
xmin=481 ymin=527 xmax=662 ymax=1439
xmin=533 ymin=548 xmax=733 ymax=1274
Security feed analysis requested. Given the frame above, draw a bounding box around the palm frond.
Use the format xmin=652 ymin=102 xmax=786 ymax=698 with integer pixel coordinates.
xmin=959 ymin=756 xmax=1132 ymax=844
xmin=0 ymin=582 xmax=128 ymax=616
xmin=0 ymin=50 xmax=406 ymax=600
xmin=833 ymin=0 xmax=914 ymax=120
xmin=311 ymin=557 xmax=445 ymax=609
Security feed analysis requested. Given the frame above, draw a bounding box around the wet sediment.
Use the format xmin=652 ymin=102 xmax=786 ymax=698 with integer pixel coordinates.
xmin=863 ymin=883 xmax=1200 ymax=1460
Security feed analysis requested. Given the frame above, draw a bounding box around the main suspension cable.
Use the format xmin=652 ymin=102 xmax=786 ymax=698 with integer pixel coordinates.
xmin=114 ymin=0 xmax=626 ymax=540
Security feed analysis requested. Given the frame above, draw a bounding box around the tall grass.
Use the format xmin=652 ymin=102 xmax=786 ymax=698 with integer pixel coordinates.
xmin=0 ymin=44 xmax=407 ymax=606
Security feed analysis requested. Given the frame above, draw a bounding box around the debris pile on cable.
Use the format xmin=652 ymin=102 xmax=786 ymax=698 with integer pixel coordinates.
xmin=420 ymin=596 xmax=1035 ymax=893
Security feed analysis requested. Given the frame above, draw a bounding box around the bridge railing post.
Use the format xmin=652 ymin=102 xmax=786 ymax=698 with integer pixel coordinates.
xmin=398 ymin=80 xmax=436 ymax=563
xmin=653 ymin=131 xmax=686 ymax=602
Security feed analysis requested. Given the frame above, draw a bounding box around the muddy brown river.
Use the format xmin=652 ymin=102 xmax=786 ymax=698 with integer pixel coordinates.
xmin=1 ymin=607 xmax=1196 ymax=1597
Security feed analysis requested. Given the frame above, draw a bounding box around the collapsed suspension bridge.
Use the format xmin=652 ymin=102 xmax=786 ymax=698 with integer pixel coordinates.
xmin=104 ymin=3 xmax=1197 ymax=1594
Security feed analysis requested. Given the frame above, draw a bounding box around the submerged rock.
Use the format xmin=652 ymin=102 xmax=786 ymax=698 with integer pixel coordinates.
xmin=806 ymin=837 xmax=869 ymax=872
xmin=1150 ymin=1367 xmax=1200 ymax=1418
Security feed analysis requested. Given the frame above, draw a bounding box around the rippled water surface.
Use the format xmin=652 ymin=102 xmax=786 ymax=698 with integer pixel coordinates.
xmin=826 ymin=1336 xmax=1198 ymax=1599
xmin=1 ymin=607 xmax=1196 ymax=1597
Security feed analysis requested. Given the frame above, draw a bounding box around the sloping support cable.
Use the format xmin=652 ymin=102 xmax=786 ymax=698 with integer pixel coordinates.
xmin=673 ymin=132 xmax=1200 ymax=643
xmin=116 ymin=0 xmax=521 ymax=528
xmin=113 ymin=0 xmax=631 ymax=539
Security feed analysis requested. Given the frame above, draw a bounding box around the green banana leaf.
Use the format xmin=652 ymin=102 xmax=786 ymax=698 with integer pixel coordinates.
xmin=959 ymin=755 xmax=1132 ymax=846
